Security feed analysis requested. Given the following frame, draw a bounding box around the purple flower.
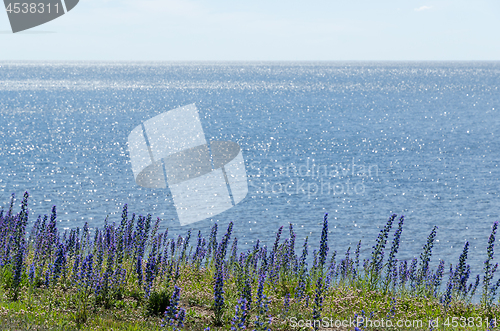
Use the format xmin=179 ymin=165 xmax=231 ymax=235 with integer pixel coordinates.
xmin=213 ymin=264 xmax=225 ymax=326
xmin=13 ymin=242 xmax=25 ymax=291
xmin=369 ymin=214 xmax=396 ymax=285
xmin=269 ymin=226 xmax=283 ymax=273
xmin=433 ymin=260 xmax=445 ymax=296
xmin=51 ymin=242 xmax=67 ymax=285
xmin=136 ymin=255 xmax=143 ymax=286
xmin=282 ymin=293 xmax=290 ymax=316
xmin=231 ymin=298 xmax=248 ymax=330
xmin=207 ymin=223 xmax=218 ymax=265
xmin=384 ymin=216 xmax=404 ymax=290
xmin=482 ymin=221 xmax=499 ymax=306
xmin=318 ymin=213 xmax=329 ymax=269
xmin=162 ymin=286 xmax=185 ymax=329
xmin=254 ymin=293 xmax=271 ymax=331
xmin=418 ymin=226 xmax=438 ymax=283
xmin=312 ymin=276 xmax=324 ymax=331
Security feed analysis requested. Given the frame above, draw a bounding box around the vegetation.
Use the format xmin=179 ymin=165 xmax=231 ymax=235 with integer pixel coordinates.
xmin=1 ymin=192 xmax=500 ymax=330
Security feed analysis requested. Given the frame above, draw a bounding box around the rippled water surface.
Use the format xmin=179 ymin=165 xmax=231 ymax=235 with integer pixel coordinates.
xmin=0 ymin=62 xmax=499 ymax=275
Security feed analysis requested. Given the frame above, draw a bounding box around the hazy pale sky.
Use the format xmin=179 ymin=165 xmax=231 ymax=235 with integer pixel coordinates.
xmin=1 ymin=0 xmax=499 ymax=61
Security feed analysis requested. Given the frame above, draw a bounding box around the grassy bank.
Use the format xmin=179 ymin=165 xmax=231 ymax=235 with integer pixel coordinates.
xmin=1 ymin=192 xmax=500 ymax=330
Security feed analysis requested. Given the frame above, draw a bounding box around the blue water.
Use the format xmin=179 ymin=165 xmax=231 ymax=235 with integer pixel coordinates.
xmin=0 ymin=62 xmax=499 ymax=277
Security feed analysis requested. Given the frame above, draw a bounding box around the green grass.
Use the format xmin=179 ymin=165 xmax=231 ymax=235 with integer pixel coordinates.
xmin=1 ymin=264 xmax=499 ymax=330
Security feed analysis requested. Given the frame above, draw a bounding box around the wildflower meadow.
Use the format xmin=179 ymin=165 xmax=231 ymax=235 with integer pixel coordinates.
xmin=0 ymin=192 xmax=500 ymax=330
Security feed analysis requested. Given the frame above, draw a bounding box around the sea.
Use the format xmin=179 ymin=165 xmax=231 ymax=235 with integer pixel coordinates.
xmin=0 ymin=61 xmax=499 ymax=277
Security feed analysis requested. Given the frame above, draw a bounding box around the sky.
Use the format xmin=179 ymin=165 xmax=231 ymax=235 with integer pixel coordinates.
xmin=0 ymin=0 xmax=499 ymax=61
